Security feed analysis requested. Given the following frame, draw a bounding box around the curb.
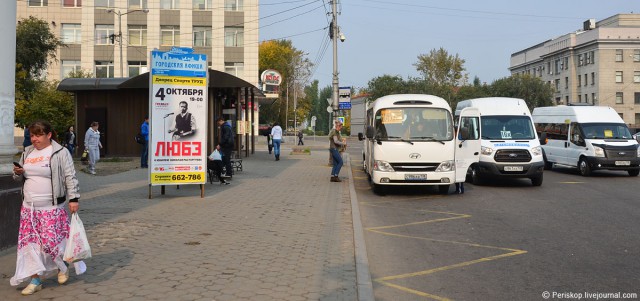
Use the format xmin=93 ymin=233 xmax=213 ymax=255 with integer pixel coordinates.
xmin=346 ymin=153 xmax=375 ymax=300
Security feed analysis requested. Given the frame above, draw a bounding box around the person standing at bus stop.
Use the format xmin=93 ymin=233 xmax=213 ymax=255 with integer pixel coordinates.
xmin=140 ymin=116 xmax=149 ymax=168
xmin=84 ymin=122 xmax=102 ymax=175
xmin=217 ymin=116 xmax=235 ymax=178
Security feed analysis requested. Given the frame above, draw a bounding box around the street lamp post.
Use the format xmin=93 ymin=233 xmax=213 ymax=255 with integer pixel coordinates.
xmin=107 ymin=9 xmax=148 ymax=77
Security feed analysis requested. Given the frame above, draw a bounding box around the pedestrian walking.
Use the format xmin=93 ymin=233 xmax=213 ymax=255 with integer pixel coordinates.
xmin=329 ymin=120 xmax=347 ymax=182
xmin=140 ymin=116 xmax=149 ymax=168
xmin=63 ymin=125 xmax=76 ymax=155
xmin=84 ymin=121 xmax=102 ymax=175
xmin=10 ymin=120 xmax=81 ymax=296
xmin=217 ymin=116 xmax=235 ymax=178
xmin=270 ymin=122 xmax=283 ymax=161
xmin=265 ymin=125 xmax=273 ymax=154
xmin=297 ymin=130 xmax=304 ymax=145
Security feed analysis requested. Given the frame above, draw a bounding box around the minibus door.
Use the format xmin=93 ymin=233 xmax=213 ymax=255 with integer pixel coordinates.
xmin=455 ymin=108 xmax=481 ymax=183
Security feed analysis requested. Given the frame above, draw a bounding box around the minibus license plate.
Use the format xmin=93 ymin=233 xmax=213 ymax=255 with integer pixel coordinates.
xmin=615 ymin=161 xmax=630 ymax=166
xmin=504 ymin=166 xmax=523 ymax=172
xmin=405 ymin=174 xmax=427 ymax=181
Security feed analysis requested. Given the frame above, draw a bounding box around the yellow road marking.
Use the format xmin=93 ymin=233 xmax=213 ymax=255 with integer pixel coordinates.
xmin=558 ymin=181 xmax=585 ymax=184
xmin=364 ymin=203 xmax=527 ymax=300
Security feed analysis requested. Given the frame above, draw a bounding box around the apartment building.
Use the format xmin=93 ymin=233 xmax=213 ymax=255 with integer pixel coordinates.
xmin=16 ymin=0 xmax=259 ymax=88
xmin=510 ymin=14 xmax=640 ymax=127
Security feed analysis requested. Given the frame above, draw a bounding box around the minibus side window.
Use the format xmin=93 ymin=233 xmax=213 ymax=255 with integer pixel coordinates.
xmin=570 ymin=123 xmax=586 ymax=146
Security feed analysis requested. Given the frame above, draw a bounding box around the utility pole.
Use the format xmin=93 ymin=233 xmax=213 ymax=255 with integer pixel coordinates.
xmin=107 ymin=9 xmax=148 ymax=77
xmin=331 ymin=0 xmax=339 ymax=119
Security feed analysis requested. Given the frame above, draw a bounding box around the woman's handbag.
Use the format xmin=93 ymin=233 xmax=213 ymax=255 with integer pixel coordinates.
xmin=80 ymin=150 xmax=89 ymax=165
xmin=64 ymin=213 xmax=92 ymax=263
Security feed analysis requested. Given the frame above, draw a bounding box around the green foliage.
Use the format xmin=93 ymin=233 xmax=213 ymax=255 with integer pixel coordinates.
xmin=414 ymin=47 xmax=468 ymax=87
xmin=16 ymin=81 xmax=75 ymax=137
xmin=489 ymin=74 xmax=554 ymax=110
xmin=67 ymin=69 xmax=94 ymax=78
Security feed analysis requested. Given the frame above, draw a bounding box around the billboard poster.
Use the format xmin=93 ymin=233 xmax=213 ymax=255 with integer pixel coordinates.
xmin=339 ymin=86 xmax=351 ymax=110
xmin=149 ymin=47 xmax=208 ymax=186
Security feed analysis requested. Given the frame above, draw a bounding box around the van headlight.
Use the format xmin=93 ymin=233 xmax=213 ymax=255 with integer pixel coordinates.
xmin=593 ymin=146 xmax=605 ymax=157
xmin=481 ymin=146 xmax=494 ymax=156
xmin=374 ymin=160 xmax=394 ymax=172
xmin=436 ymin=160 xmax=455 ymax=172
xmin=531 ymin=146 xmax=542 ymax=156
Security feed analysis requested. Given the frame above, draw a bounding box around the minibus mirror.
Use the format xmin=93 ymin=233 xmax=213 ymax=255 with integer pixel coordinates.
xmin=365 ymin=126 xmax=375 ymax=139
xmin=539 ymin=133 xmax=547 ymax=145
xmin=358 ymin=132 xmax=364 ymax=141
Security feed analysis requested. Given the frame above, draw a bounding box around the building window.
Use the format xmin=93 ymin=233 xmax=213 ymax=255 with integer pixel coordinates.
xmin=635 ymin=92 xmax=640 ymax=105
xmin=585 ymin=94 xmax=588 ymax=103
xmin=591 ymin=72 xmax=595 ymax=85
xmin=592 ymin=93 xmax=596 ymax=104
xmin=578 ymin=95 xmax=582 ymax=103
xmin=634 ymin=50 xmax=640 ymax=62
xmin=193 ymin=26 xmax=212 ymax=47
xmin=565 ymin=96 xmax=569 ymax=104
xmin=564 ymin=57 xmax=569 ymax=70
xmin=61 ymin=24 xmax=81 ymax=44
xmin=565 ymin=77 xmax=568 ymax=89
xmin=547 ymin=62 xmax=551 ymax=74
xmin=225 ymin=62 xmax=244 ymax=77
xmin=95 ymin=0 xmax=114 ymax=7
xmin=128 ymin=25 xmax=147 ymax=46
xmin=128 ymin=61 xmax=147 ymax=77
xmin=619 ymin=113 xmax=623 ymax=120
xmin=616 ymin=92 xmax=623 ymax=104
xmin=224 ymin=27 xmax=244 ymax=47
xmin=635 ymin=71 xmax=640 ymax=83
xmin=584 ymin=73 xmax=588 ymax=86
xmin=577 ymin=75 xmax=581 ymax=87
xmin=63 ymin=0 xmax=81 ymax=7
xmin=28 ymin=0 xmax=48 ymax=6
xmin=193 ymin=0 xmax=213 ymax=10
xmin=636 ymin=113 xmax=640 ymax=125
xmin=225 ymin=0 xmax=243 ymax=11
xmin=128 ymin=0 xmax=147 ymax=9
xmin=554 ymin=59 xmax=560 ymax=74
xmin=586 ymin=52 xmax=591 ymax=64
xmin=591 ymin=51 xmax=595 ymax=64
xmin=616 ymin=49 xmax=623 ymax=62
xmin=61 ymin=60 xmax=81 ymax=78
xmin=95 ymin=25 xmax=115 ymax=45
xmin=578 ymin=54 xmax=583 ymax=66
xmin=161 ymin=26 xmax=180 ymax=46
xmin=160 ymin=0 xmax=179 ymax=9
xmin=616 ymin=71 xmax=623 ymax=83
xmin=95 ymin=61 xmax=114 ymax=78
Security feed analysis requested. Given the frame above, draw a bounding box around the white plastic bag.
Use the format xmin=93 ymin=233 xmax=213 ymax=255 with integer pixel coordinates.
xmin=64 ymin=213 xmax=92 ymax=263
xmin=209 ymin=149 xmax=222 ymax=161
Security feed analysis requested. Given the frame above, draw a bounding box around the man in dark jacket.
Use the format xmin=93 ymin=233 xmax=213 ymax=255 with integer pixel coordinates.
xmin=217 ymin=116 xmax=235 ymax=178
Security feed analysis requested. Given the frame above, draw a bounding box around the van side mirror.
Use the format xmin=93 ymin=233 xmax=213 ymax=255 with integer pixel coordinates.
xmin=358 ymin=132 xmax=364 ymax=141
xmin=365 ymin=126 xmax=375 ymax=139
xmin=539 ymin=133 xmax=547 ymax=145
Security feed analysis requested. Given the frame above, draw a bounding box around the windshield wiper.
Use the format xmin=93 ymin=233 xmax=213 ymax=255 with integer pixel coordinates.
xmin=387 ymin=136 xmax=414 ymax=145
xmin=412 ymin=136 xmax=445 ymax=145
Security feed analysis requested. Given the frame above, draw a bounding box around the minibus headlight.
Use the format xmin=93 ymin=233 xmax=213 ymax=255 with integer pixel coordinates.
xmin=481 ymin=146 xmax=494 ymax=156
xmin=637 ymin=146 xmax=640 ymax=158
xmin=531 ymin=146 xmax=542 ymax=156
xmin=436 ymin=160 xmax=455 ymax=172
xmin=593 ymin=146 xmax=605 ymax=157
xmin=374 ymin=160 xmax=394 ymax=172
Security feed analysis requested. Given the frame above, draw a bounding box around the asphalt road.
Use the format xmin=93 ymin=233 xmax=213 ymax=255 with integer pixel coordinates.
xmin=346 ymin=140 xmax=640 ymax=301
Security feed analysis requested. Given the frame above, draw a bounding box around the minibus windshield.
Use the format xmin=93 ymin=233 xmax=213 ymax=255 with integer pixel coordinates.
xmin=581 ymin=123 xmax=633 ymax=140
xmin=374 ymin=107 xmax=453 ymax=141
xmin=480 ymin=115 xmax=536 ymax=140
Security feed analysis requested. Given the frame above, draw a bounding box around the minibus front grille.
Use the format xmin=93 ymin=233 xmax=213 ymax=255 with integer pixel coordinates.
xmin=390 ymin=163 xmax=440 ymax=172
xmin=494 ymin=149 xmax=532 ymax=162
xmin=605 ymin=148 xmax=638 ymax=159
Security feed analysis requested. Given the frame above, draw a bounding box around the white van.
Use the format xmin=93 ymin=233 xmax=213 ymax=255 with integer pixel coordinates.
xmin=358 ymin=94 xmax=480 ymax=194
xmin=532 ymin=105 xmax=640 ymax=176
xmin=455 ymin=97 xmax=544 ymax=186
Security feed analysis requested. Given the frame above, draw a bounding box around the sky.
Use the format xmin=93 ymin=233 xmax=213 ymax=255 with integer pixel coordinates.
xmin=259 ymin=0 xmax=639 ymax=92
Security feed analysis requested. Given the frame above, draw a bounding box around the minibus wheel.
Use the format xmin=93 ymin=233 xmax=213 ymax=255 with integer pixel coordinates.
xmin=543 ymin=153 xmax=553 ymax=170
xmin=531 ymin=174 xmax=543 ymax=186
xmin=578 ymin=158 xmax=591 ymax=176
xmin=471 ymin=165 xmax=483 ymax=185
xmin=628 ymin=169 xmax=639 ymax=177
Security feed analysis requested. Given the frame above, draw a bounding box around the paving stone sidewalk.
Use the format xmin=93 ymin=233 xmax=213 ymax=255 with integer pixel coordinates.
xmin=0 ymin=139 xmax=357 ymax=300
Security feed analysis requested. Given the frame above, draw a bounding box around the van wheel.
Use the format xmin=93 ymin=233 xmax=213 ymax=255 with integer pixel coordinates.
xmin=471 ymin=165 xmax=483 ymax=185
xmin=531 ymin=174 xmax=543 ymax=186
xmin=543 ymin=154 xmax=553 ymax=170
xmin=438 ymin=184 xmax=450 ymax=195
xmin=578 ymin=158 xmax=591 ymax=176
xmin=373 ymin=183 xmax=386 ymax=195
xmin=629 ymin=170 xmax=640 ymax=177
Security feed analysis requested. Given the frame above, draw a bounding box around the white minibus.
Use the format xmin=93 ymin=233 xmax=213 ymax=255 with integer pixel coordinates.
xmin=455 ymin=97 xmax=544 ymax=186
xmin=532 ymin=105 xmax=640 ymax=176
xmin=358 ymin=94 xmax=480 ymax=194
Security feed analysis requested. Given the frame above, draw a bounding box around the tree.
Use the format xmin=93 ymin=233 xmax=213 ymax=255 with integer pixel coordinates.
xmin=258 ymin=40 xmax=313 ymax=128
xmin=414 ymin=48 xmax=468 ymax=87
xmin=16 ymin=16 xmax=64 ymax=99
xmin=15 ymin=81 xmax=74 ymax=137
xmin=489 ymin=74 xmax=554 ymax=110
